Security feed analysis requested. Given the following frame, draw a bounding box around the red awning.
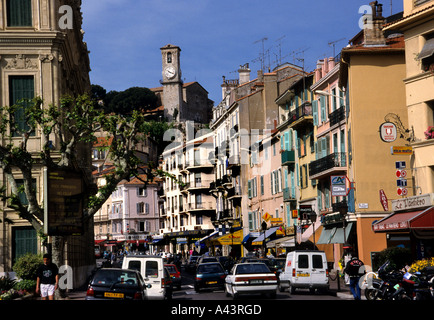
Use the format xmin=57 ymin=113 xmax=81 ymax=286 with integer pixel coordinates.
xmin=373 ymin=206 xmax=434 ymax=232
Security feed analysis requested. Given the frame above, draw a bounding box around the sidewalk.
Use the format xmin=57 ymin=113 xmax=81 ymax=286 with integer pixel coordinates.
xmin=328 ymin=273 xmax=366 ymax=300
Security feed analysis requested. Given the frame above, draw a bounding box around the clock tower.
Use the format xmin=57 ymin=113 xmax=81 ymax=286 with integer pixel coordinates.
xmin=161 ymin=44 xmax=183 ymax=121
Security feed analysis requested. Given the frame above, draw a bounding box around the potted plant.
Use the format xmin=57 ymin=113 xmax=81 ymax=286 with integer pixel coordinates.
xmin=424 ymin=126 xmax=434 ymax=140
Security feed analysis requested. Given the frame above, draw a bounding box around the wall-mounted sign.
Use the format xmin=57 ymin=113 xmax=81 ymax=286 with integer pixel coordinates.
xmin=391 ymin=146 xmax=413 ymax=155
xmin=379 ymin=189 xmax=389 ymax=211
xmin=331 ymin=175 xmax=348 ymax=196
xmin=380 ymin=122 xmax=397 ymax=142
xmin=44 ymin=168 xmax=84 ymax=236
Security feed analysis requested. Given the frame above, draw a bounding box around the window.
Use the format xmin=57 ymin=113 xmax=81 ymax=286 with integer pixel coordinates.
xmin=7 ymin=0 xmax=32 ymax=27
xmin=312 ymin=255 xmax=323 ymax=269
xmin=9 ymin=76 xmax=35 ymax=136
xmin=145 ymin=261 xmax=159 ymax=278
xmin=260 ymin=175 xmax=264 ymax=195
xmin=298 ymin=255 xmax=309 ymax=269
xmin=15 ymin=179 xmax=36 ymax=205
xmin=167 ymin=52 xmax=172 ymax=63
xmin=137 ymin=187 xmax=147 ymax=197
xmin=419 ymin=33 xmax=434 ymax=72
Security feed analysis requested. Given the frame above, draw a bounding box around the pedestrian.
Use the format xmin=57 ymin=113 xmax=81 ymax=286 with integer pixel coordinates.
xmin=36 ymin=254 xmax=59 ymax=300
xmin=344 ymin=253 xmax=364 ymax=300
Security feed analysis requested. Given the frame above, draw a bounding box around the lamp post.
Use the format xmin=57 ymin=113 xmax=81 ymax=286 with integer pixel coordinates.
xmin=261 ymin=220 xmax=267 ymax=258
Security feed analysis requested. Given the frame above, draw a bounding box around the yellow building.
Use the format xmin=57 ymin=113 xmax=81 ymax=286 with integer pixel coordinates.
xmin=383 ymin=0 xmax=434 ymax=196
xmin=338 ymin=4 xmax=412 ymax=264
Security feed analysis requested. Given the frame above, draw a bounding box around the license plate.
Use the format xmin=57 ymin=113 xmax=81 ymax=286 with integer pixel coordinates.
xmin=104 ymin=292 xmax=124 ymax=298
xmin=206 ymin=281 xmax=217 ymax=285
xmin=298 ymin=273 xmax=310 ymax=277
xmin=250 ymin=279 xmax=264 ymax=284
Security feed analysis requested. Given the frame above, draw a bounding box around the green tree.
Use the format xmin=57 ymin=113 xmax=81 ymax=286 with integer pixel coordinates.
xmin=104 ymin=86 xmax=158 ymax=115
xmin=0 ymin=94 xmax=166 ymax=270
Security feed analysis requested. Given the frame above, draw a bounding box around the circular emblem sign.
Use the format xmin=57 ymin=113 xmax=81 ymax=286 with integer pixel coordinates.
xmin=380 ymin=122 xmax=397 ymax=143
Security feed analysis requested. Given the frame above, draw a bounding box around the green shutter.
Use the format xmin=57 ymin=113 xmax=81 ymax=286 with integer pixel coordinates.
xmin=9 ymin=76 xmax=35 ymax=136
xmin=284 ymin=132 xmax=290 ymax=151
xmin=248 ymin=180 xmax=252 ymax=198
xmin=312 ymin=100 xmax=318 ymax=126
xmin=14 ymin=227 xmax=37 ymax=260
xmin=7 ymin=0 xmax=32 ymax=27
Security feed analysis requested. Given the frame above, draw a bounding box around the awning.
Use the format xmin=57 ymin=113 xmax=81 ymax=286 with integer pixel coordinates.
xmin=212 ymin=229 xmax=243 ymax=246
xmin=317 ymin=222 xmax=353 ymax=244
xmin=251 ymin=227 xmax=279 ymax=245
xmin=373 ymin=206 xmax=434 ymax=232
xmin=242 ymin=232 xmax=260 ymax=244
xmin=317 ymin=227 xmax=335 ymax=245
xmin=330 ymin=222 xmax=353 ymax=243
xmin=195 ymin=230 xmax=219 ymax=246
xmin=151 ymin=238 xmax=164 ymax=244
xmin=266 ymin=236 xmax=294 ymax=248
xmin=418 ymin=38 xmax=434 ymax=60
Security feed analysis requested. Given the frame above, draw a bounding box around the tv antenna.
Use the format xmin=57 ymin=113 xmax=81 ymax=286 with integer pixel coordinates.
xmin=328 ymin=38 xmax=345 ymax=57
xmin=253 ymin=37 xmax=268 ymax=71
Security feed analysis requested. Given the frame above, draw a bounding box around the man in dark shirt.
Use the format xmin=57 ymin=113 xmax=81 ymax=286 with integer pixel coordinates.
xmin=36 ymin=254 xmax=59 ymax=300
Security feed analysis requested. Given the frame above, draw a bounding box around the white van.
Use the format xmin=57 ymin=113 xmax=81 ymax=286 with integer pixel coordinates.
xmin=122 ymin=255 xmax=170 ymax=300
xmin=279 ymin=250 xmax=329 ymax=294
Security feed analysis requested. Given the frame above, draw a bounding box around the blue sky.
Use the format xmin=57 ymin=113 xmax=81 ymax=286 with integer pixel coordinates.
xmin=81 ymin=0 xmax=403 ymax=105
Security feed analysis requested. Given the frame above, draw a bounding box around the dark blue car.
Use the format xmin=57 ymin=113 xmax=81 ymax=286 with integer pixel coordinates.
xmin=194 ymin=262 xmax=226 ymax=292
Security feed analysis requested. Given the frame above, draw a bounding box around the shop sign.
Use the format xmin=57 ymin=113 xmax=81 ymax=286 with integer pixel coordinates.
xmin=379 ymin=189 xmax=389 ymax=211
xmin=391 ymin=193 xmax=434 ymax=212
xmin=391 ymin=146 xmax=413 ymax=155
xmin=380 ymin=122 xmax=397 ymax=142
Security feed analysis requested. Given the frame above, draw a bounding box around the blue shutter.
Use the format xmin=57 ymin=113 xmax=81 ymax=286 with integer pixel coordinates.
xmin=312 ymin=100 xmax=318 ymax=126
xmin=284 ymin=131 xmax=290 ymax=151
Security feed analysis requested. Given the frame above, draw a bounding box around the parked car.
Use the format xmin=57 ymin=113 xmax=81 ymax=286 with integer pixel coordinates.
xmin=270 ymin=258 xmax=286 ymax=283
xmin=185 ymin=255 xmax=200 ymax=273
xmin=194 ymin=262 xmax=227 ymax=292
xmin=163 ymin=266 xmax=173 ymax=299
xmin=218 ymin=256 xmax=235 ymax=271
xmin=196 ymin=255 xmax=219 ymax=267
xmin=85 ymin=268 xmax=149 ymax=300
xmin=278 ymin=250 xmax=329 ymax=294
xmin=225 ymin=262 xmax=278 ymax=299
xmin=165 ymin=263 xmax=182 ymax=290
xmin=122 ymin=255 xmax=170 ymax=300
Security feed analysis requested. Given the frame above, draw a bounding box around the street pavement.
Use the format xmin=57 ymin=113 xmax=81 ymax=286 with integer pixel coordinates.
xmin=55 ymin=268 xmax=361 ymax=301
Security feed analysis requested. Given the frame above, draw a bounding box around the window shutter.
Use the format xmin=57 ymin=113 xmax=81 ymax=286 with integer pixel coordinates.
xmin=9 ymin=76 xmax=34 ymax=136
xmin=284 ymin=132 xmax=290 ymax=151
xmin=312 ymin=100 xmax=318 ymax=126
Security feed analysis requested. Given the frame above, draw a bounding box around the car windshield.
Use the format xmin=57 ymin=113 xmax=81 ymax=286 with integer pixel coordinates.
xmin=165 ymin=265 xmax=177 ymax=273
xmin=92 ymin=270 xmax=138 ymax=286
xmin=236 ymin=264 xmax=270 ymax=274
xmin=273 ymin=259 xmax=285 ymax=269
xmin=197 ymin=264 xmax=224 ymax=274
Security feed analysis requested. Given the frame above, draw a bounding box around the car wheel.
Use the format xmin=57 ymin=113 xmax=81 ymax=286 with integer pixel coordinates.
xmin=194 ymin=285 xmax=200 ymax=293
xmin=278 ymin=284 xmax=285 ymax=292
xmin=289 ymin=284 xmax=296 ymax=294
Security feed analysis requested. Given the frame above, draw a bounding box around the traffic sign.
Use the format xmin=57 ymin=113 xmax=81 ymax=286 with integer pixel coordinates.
xmin=395 ymin=161 xmax=406 ymax=169
xmin=397 ymin=187 xmax=408 ymax=196
xmin=397 ymin=179 xmax=407 ymax=187
xmin=396 ymin=170 xmax=407 ymax=178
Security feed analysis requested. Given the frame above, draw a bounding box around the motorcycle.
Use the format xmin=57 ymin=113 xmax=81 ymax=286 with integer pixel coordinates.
xmin=364 ymin=261 xmax=411 ymax=300
xmin=365 ymin=261 xmax=434 ymax=301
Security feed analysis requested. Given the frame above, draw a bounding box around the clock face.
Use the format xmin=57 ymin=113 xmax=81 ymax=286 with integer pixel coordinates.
xmin=164 ymin=66 xmax=176 ymax=79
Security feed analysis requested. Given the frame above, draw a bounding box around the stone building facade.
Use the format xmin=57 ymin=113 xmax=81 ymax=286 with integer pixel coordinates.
xmin=0 ymin=0 xmax=93 ymax=288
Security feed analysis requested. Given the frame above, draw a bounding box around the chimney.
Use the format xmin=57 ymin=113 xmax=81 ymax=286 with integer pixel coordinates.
xmin=238 ymin=63 xmax=251 ymax=84
xmin=364 ymin=1 xmax=386 ymax=46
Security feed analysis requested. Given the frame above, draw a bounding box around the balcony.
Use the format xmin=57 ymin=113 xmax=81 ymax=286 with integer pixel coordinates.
xmin=287 ymin=102 xmax=313 ymax=129
xmin=188 ymin=201 xmax=216 ymax=214
xmin=283 ymin=187 xmax=296 ymax=202
xmin=185 ymin=159 xmax=214 ymax=172
xmin=309 ymin=152 xmax=347 ymax=179
xmin=187 ymin=179 xmax=213 ymax=192
xmin=329 ymin=107 xmax=345 ymax=127
xmin=281 ymin=150 xmax=295 ymax=166
xmin=227 ymin=154 xmax=241 ymax=170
